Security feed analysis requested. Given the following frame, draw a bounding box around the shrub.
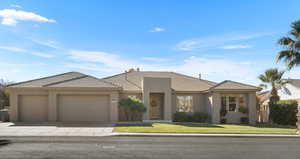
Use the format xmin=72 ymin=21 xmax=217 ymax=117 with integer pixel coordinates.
xmin=173 ymin=112 xmax=189 ymax=122
xmin=173 ymin=112 xmax=209 ymax=123
xmin=192 ymin=112 xmax=209 ymax=122
xmin=238 ymin=107 xmax=248 ymax=114
xmin=240 ymin=117 xmax=249 ymax=124
xmin=269 ymin=100 xmax=298 ymax=125
xmin=220 ymin=118 xmax=227 ymax=124
xmin=119 ymin=97 xmax=146 ymax=121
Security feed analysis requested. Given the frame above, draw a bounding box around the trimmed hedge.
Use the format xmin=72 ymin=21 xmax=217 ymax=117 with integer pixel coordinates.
xmin=173 ymin=112 xmax=209 ymax=123
xmin=240 ymin=117 xmax=249 ymax=124
xmin=269 ymin=100 xmax=298 ymax=125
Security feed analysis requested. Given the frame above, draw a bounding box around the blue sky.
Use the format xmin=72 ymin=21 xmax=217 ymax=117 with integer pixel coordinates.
xmin=0 ymin=0 xmax=300 ymax=86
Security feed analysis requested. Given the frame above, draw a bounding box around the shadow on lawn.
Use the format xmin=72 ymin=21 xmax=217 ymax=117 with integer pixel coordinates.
xmin=116 ymin=122 xmax=224 ymax=128
xmin=252 ymin=124 xmax=296 ymax=129
xmin=116 ymin=122 xmax=153 ymax=127
xmin=174 ymin=122 xmax=224 ymax=128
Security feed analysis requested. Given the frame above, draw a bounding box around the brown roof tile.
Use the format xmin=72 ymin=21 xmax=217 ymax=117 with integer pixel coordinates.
xmin=103 ymin=71 xmax=217 ymax=92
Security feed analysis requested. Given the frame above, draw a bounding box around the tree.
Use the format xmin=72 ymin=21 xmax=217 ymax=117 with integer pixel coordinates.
xmin=277 ymin=20 xmax=300 ymax=70
xmin=0 ymin=79 xmax=13 ymax=110
xmin=119 ymin=97 xmax=146 ymax=121
xmin=258 ymin=68 xmax=286 ymax=104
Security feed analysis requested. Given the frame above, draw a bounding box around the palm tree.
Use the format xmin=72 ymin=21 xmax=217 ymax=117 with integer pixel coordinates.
xmin=258 ymin=68 xmax=286 ymax=103
xmin=277 ymin=20 xmax=300 ymax=70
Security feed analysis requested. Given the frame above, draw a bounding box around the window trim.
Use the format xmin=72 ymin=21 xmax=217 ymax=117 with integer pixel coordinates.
xmin=221 ymin=94 xmax=245 ymax=112
xmin=176 ymin=95 xmax=194 ymax=112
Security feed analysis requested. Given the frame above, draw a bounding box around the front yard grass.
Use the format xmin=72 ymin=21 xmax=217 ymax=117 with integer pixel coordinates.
xmin=114 ymin=123 xmax=297 ymax=134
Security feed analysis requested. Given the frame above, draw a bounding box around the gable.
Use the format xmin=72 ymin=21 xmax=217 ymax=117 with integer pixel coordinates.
xmin=8 ymin=72 xmax=119 ymax=89
xmin=103 ymin=71 xmax=217 ymax=92
xmin=210 ymin=80 xmax=261 ymax=91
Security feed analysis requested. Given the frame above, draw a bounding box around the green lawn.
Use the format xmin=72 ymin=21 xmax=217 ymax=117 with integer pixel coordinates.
xmin=114 ymin=123 xmax=297 ymax=134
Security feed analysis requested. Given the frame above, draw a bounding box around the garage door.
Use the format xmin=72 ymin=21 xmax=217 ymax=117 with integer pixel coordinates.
xmin=58 ymin=95 xmax=109 ymax=122
xmin=19 ymin=95 xmax=48 ymax=122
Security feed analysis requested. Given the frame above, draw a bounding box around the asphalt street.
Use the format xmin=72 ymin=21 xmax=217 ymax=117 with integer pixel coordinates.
xmin=0 ymin=136 xmax=299 ymax=159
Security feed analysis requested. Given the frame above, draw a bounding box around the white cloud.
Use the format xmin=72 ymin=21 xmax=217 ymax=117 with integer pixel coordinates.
xmin=169 ymin=56 xmax=258 ymax=83
xmin=31 ymin=39 xmax=59 ymax=49
xmin=68 ymin=50 xmax=135 ymax=71
xmin=150 ymin=27 xmax=165 ymax=32
xmin=67 ymin=49 xmax=261 ymax=84
xmin=219 ymin=44 xmax=252 ymax=49
xmin=0 ymin=45 xmax=54 ymax=58
xmin=175 ymin=32 xmax=272 ymax=51
xmin=30 ymin=52 xmax=54 ymax=58
xmin=175 ymin=40 xmax=203 ymax=51
xmin=0 ymin=9 xmax=56 ymax=26
xmin=0 ymin=46 xmax=26 ymax=52
xmin=10 ymin=4 xmax=22 ymax=9
xmin=141 ymin=57 xmax=169 ymax=62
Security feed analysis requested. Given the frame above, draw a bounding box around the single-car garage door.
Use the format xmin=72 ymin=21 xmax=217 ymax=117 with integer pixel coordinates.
xmin=19 ymin=95 xmax=48 ymax=122
xmin=58 ymin=95 xmax=109 ymax=122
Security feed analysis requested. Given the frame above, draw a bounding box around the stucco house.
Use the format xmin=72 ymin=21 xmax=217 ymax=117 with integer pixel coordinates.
xmin=258 ymin=79 xmax=300 ymax=122
xmin=8 ymin=70 xmax=261 ymax=124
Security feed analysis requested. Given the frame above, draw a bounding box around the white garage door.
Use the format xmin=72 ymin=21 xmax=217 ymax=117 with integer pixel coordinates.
xmin=19 ymin=95 xmax=48 ymax=122
xmin=58 ymin=95 xmax=109 ymax=122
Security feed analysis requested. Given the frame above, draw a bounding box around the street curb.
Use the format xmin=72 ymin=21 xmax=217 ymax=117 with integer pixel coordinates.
xmin=112 ymin=133 xmax=300 ymax=138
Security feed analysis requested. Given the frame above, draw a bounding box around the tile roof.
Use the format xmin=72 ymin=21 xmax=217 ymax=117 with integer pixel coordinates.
xmin=8 ymin=71 xmax=262 ymax=92
xmin=8 ymin=72 xmax=119 ymax=88
xmin=287 ymin=79 xmax=300 ymax=88
xmin=45 ymin=76 xmax=120 ymax=88
xmin=209 ymin=80 xmax=261 ymax=91
xmin=103 ymin=71 xmax=217 ymax=92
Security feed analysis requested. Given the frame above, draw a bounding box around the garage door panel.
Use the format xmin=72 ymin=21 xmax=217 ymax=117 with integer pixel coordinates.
xmin=19 ymin=95 xmax=48 ymax=122
xmin=58 ymin=95 xmax=109 ymax=122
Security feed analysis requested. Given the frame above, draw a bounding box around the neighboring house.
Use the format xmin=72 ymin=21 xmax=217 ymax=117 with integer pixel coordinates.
xmin=258 ymin=79 xmax=300 ymax=123
xmin=7 ymin=70 xmax=261 ymax=124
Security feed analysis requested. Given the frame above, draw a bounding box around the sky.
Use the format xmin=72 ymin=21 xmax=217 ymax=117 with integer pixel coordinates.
xmin=0 ymin=0 xmax=300 ymax=87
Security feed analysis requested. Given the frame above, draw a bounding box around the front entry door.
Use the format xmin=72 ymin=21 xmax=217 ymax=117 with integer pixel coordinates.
xmin=150 ymin=94 xmax=163 ymax=120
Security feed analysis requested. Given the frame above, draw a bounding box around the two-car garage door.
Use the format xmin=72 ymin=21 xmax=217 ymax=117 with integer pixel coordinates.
xmin=18 ymin=94 xmax=110 ymax=122
xmin=58 ymin=95 xmax=109 ymax=122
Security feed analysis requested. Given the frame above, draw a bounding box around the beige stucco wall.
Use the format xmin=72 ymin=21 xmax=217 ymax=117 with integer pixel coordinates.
xmin=211 ymin=93 xmax=221 ymax=124
xmin=248 ymin=92 xmax=257 ymax=124
xmin=9 ymin=88 xmax=119 ymax=122
xmin=142 ymin=77 xmax=172 ymax=120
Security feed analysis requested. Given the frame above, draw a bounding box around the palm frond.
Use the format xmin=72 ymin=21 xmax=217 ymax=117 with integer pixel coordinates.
xmin=259 ymin=84 xmax=268 ymax=89
xmin=290 ymin=20 xmax=300 ymax=39
xmin=287 ymin=53 xmax=300 ymax=70
xmin=278 ymin=36 xmax=294 ymax=46
xmin=258 ymin=74 xmax=268 ymax=83
xmin=277 ymin=50 xmax=294 ymax=62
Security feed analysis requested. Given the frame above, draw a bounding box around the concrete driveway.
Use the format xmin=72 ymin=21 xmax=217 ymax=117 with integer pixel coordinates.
xmin=0 ymin=122 xmax=114 ymax=137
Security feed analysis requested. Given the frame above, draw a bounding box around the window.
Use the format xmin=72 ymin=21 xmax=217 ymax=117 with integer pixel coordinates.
xmin=228 ymin=97 xmax=236 ymax=111
xmin=176 ymin=96 xmax=193 ymax=112
xmin=221 ymin=94 xmax=245 ymax=112
xmin=221 ymin=96 xmax=227 ymax=110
